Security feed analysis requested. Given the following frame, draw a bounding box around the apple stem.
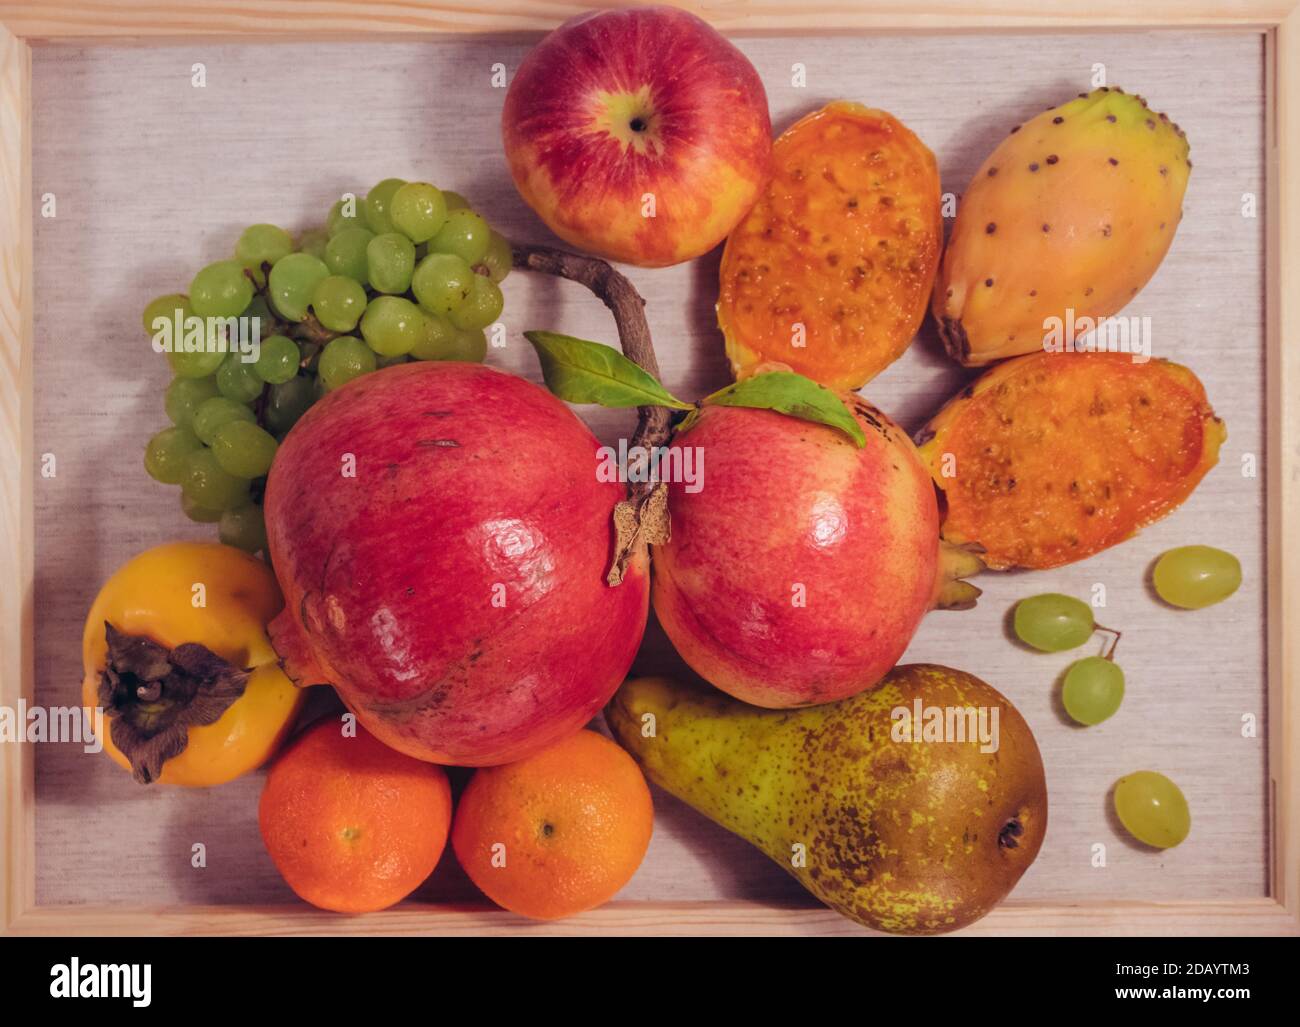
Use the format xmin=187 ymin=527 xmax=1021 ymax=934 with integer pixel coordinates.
xmin=509 ymin=242 xmax=674 ymax=462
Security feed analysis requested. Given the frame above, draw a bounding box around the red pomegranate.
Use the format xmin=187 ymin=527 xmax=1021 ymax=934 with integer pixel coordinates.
xmin=264 ymin=362 xmax=649 ymax=765
xmin=652 ymin=400 xmax=950 ymax=709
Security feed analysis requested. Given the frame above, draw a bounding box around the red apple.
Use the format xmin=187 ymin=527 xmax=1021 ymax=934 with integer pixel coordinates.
xmin=652 ymin=401 xmax=943 ymax=709
xmin=502 ymin=5 xmax=771 ymax=267
xmin=264 ymin=362 xmax=649 ymax=766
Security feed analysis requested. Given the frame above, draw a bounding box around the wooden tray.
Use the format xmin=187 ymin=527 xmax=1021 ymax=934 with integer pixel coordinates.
xmin=2 ymin=2 xmax=1298 ymax=936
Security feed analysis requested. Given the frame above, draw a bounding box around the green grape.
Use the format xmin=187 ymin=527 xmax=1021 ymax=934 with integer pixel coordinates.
xmin=216 ymin=352 xmax=265 ymax=403
xmin=144 ymin=426 xmax=203 ymax=485
xmin=181 ymin=492 xmax=224 ymax=524
xmin=265 ymin=376 xmax=315 ymax=434
xmin=376 ymin=353 xmax=410 ymax=369
xmin=1061 ymin=656 xmax=1124 ymax=725
xmin=1013 ymin=593 xmax=1094 ymax=652
xmin=477 ymin=231 xmax=512 ymax=283
xmin=219 ymin=503 xmax=269 ymax=553
xmin=148 ymin=294 xmax=222 ymax=378
xmin=360 ymin=296 xmax=425 ymax=357
xmin=183 ymin=448 xmax=251 ymax=511
xmin=235 ymin=223 xmax=293 ymax=283
xmin=268 ymin=252 xmax=329 ymax=322
xmin=411 ymin=315 xmax=486 ymax=362
xmin=410 ymin=311 xmax=458 ymax=360
xmin=389 ymin=182 xmax=448 ymax=243
xmin=364 ymin=178 xmax=407 ymax=234
xmin=318 ymin=335 xmax=377 ymax=390
xmin=328 ymin=195 xmax=365 ymax=236
xmin=429 ymin=209 xmax=490 ymax=264
xmin=212 ymin=420 xmax=279 ymax=478
xmin=254 ymin=334 xmax=300 ymax=384
xmin=324 ymin=226 xmax=374 ymax=282
xmin=242 ymin=293 xmax=273 ymax=332
xmin=312 ymin=275 xmax=368 ymax=332
xmin=167 ymin=344 xmax=226 ymax=380
xmin=448 ymin=327 xmax=488 ymax=362
xmin=1114 ymin=771 xmax=1190 ymax=849
xmin=411 ymin=252 xmax=473 ymax=314
xmin=448 ymin=274 xmax=503 ymax=330
xmin=192 ymin=396 xmax=256 ymax=445
xmin=190 ymin=259 xmax=254 ymax=318
xmin=143 ymin=293 xmax=192 ymax=338
xmin=442 ymin=190 xmax=470 ymax=211
xmin=1153 ymin=545 xmax=1242 ymax=609
xmin=366 ymin=232 xmax=416 ymax=294
xmin=297 ymin=228 xmax=330 ymax=261
xmin=164 ymin=375 xmax=219 ymax=428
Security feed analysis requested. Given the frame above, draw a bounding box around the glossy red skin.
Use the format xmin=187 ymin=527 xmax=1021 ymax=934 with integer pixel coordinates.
xmin=652 ymin=405 xmax=939 ymax=709
xmin=264 ymin=362 xmax=649 ymax=766
xmin=501 ymin=6 xmax=771 ymax=267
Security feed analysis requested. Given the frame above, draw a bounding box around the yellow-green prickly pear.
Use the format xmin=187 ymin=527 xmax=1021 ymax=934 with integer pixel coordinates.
xmin=606 ymin=666 xmax=1047 ymax=935
xmin=933 ymin=87 xmax=1190 ymax=365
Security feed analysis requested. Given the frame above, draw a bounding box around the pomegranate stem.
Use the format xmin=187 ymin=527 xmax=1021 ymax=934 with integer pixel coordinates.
xmin=510 ymin=242 xmax=674 ymax=470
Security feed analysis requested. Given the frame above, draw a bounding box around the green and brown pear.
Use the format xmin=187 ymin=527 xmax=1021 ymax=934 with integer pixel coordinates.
xmin=606 ymin=665 xmax=1047 ymax=934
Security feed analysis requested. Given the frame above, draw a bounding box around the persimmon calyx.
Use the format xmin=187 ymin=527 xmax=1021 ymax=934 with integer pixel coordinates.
xmin=97 ymin=622 xmax=250 ymax=784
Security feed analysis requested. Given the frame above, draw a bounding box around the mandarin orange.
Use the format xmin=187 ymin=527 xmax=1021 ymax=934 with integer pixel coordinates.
xmin=259 ymin=718 xmax=452 ymax=913
xmin=451 ymin=730 xmax=653 ymax=920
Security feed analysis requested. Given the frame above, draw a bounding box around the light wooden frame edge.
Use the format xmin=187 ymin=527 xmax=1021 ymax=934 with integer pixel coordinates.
xmin=1 ymin=0 xmax=1297 ymax=938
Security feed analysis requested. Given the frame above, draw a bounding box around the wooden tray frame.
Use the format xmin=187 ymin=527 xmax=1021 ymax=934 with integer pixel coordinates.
xmin=1 ymin=0 xmax=1297 ymax=937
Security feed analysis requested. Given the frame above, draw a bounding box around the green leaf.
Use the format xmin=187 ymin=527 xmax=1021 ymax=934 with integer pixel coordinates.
xmin=524 ymin=331 xmax=693 ymax=410
xmin=703 ymin=371 xmax=866 ymax=447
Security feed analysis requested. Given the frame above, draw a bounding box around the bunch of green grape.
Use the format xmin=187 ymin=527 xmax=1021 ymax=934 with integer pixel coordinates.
xmin=1014 ymin=591 xmax=1202 ymax=850
xmin=1013 ymin=593 xmax=1126 ymax=726
xmin=141 ymin=179 xmax=511 ymax=553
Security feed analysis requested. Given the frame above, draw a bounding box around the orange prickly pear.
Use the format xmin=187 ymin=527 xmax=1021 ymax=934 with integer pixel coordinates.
xmin=718 ymin=102 xmax=942 ymax=390
xmin=914 ymin=351 xmax=1224 ymax=570
xmin=933 ymin=87 xmax=1190 ymax=366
